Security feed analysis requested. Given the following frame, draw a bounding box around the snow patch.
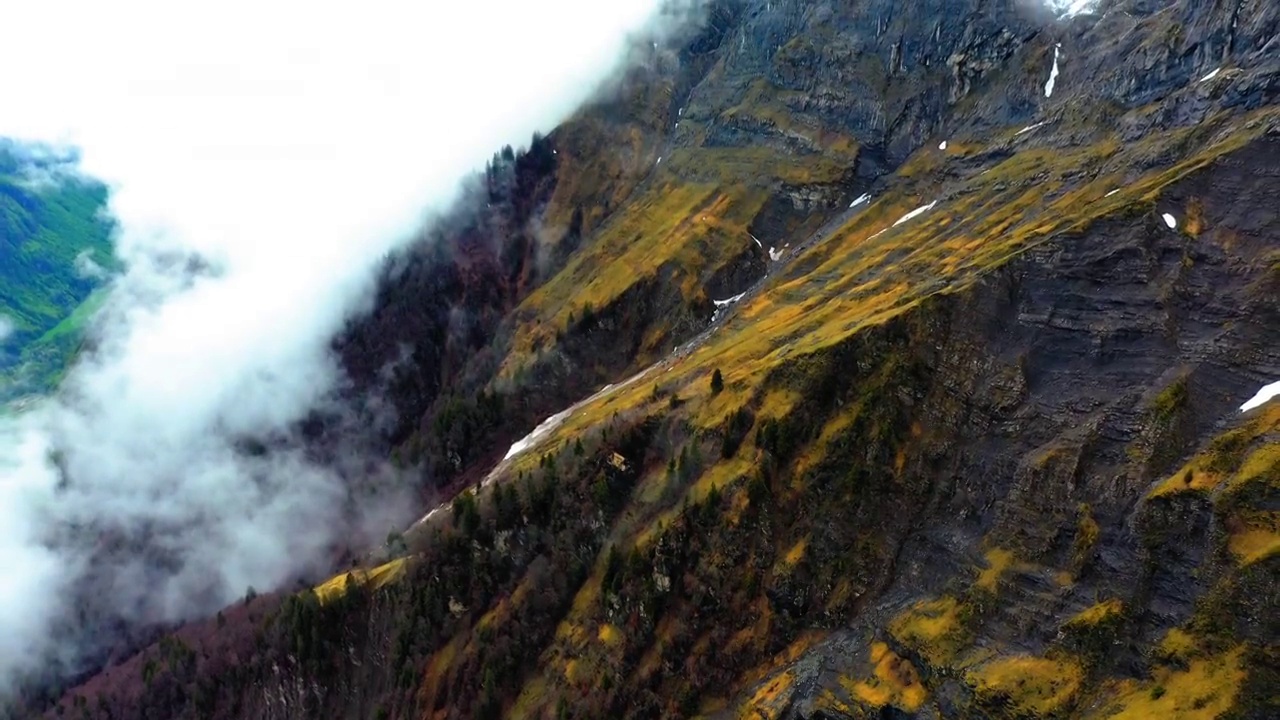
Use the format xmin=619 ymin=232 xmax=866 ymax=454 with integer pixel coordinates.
xmin=769 ymin=247 xmax=783 ymax=262
xmin=1162 ymin=213 xmax=1178 ymax=229
xmin=415 ymin=361 xmax=662 ymax=529
xmin=1241 ymin=381 xmax=1280 ymax=412
xmin=656 ymin=156 xmax=662 ymax=165
xmin=849 ymin=193 xmax=871 ymax=209
xmin=749 ymin=233 xmax=763 ymax=249
xmin=413 ymin=504 xmax=448 ymax=527
xmin=893 ymin=200 xmax=938 ymax=227
xmin=1016 ymin=121 xmax=1047 ymax=136
xmin=711 ymin=291 xmax=747 ymax=323
xmin=1047 ymin=0 xmax=1099 ymax=17
xmin=939 ymin=140 xmax=948 ymax=150
xmin=503 ymin=409 xmax=574 ymax=462
xmin=1200 ymin=67 xmax=1222 ymax=83
xmin=713 ymin=292 xmax=747 ymax=308
xmin=1045 ymin=45 xmax=1061 ymax=98
xmin=1105 ymin=189 xmax=1120 ymax=197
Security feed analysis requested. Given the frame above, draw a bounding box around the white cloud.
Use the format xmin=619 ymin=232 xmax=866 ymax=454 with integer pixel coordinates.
xmin=73 ymin=250 xmax=107 ymax=281
xmin=0 ymin=0 xmax=677 ymax=696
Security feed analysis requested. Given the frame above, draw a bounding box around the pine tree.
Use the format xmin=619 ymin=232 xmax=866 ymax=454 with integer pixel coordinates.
xmin=568 ymin=205 xmax=585 ymax=238
xmin=479 ymin=665 xmax=499 ymax=720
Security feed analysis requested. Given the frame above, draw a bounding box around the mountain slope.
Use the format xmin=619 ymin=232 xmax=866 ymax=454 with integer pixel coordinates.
xmin=40 ymin=0 xmax=1280 ymax=718
xmin=0 ymin=143 xmax=116 ymax=398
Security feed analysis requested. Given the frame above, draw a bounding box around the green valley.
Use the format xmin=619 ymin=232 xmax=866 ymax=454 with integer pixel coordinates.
xmin=0 ymin=143 xmax=116 ymax=398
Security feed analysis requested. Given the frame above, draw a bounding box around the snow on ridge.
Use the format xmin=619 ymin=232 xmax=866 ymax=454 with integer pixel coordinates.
xmin=1045 ymin=44 xmax=1061 ymax=98
xmin=1241 ymin=381 xmax=1280 ymax=412
xmin=893 ymin=200 xmax=938 ymax=227
xmin=1046 ymin=0 xmax=1099 ymax=16
xmin=849 ymin=193 xmax=871 ymax=209
xmin=502 ymin=408 xmax=574 ymax=462
xmin=713 ymin=292 xmax=747 ymax=308
xmin=1200 ymin=67 xmax=1222 ymax=83
xmin=711 ymin=291 xmax=747 ymax=323
xmin=414 ymin=362 xmax=663 ymax=528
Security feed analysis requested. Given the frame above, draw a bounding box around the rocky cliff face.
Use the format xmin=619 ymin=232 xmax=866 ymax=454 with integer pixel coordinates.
xmin=40 ymin=0 xmax=1280 ymax=718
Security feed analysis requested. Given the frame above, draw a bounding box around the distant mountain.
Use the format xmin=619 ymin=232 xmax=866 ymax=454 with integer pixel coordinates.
xmin=0 ymin=141 xmax=116 ymax=398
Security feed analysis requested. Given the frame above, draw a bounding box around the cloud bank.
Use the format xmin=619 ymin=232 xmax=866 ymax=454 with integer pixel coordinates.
xmin=0 ymin=0 xmax=677 ymax=697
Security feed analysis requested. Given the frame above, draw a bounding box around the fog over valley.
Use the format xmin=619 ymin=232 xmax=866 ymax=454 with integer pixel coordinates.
xmin=0 ymin=0 xmax=688 ymax=697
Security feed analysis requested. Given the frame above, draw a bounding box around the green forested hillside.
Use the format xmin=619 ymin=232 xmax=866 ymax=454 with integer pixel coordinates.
xmin=0 ymin=143 xmax=116 ymax=397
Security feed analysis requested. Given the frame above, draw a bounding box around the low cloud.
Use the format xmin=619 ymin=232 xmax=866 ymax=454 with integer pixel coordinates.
xmin=73 ymin=250 xmax=107 ymax=281
xmin=0 ymin=0 xmax=689 ymax=698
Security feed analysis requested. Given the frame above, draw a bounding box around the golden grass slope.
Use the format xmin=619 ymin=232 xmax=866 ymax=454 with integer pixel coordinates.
xmin=482 ymin=103 xmax=1279 ymax=719
xmin=840 ymin=641 xmax=928 ymax=713
xmin=1149 ymin=400 xmax=1280 ymax=566
xmin=310 ymin=557 xmax=409 ymax=605
xmin=518 ymin=105 xmax=1276 ymax=435
xmin=501 ymin=179 xmax=770 ymax=376
xmin=1088 ymin=647 xmax=1247 ymax=720
xmin=966 ymin=655 xmax=1085 ymax=717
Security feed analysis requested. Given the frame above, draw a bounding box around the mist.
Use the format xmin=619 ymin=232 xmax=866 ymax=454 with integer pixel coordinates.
xmin=0 ymin=0 xmax=687 ymax=697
